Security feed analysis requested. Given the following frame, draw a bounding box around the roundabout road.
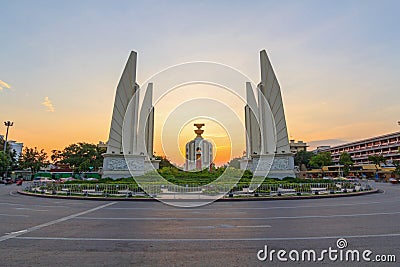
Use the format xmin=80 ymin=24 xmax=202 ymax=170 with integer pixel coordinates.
xmin=0 ymin=182 xmax=399 ymax=266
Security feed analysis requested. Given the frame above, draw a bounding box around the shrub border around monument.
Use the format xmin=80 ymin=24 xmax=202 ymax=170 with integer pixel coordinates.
xmin=19 ymin=177 xmax=378 ymax=201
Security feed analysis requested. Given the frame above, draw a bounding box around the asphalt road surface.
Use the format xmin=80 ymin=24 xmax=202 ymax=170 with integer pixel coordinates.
xmin=0 ymin=182 xmax=399 ymax=266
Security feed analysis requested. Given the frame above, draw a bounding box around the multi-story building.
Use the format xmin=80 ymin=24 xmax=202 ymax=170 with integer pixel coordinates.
xmin=0 ymin=135 xmax=23 ymax=160
xmin=312 ymin=145 xmax=331 ymax=154
xmin=320 ymin=131 xmax=400 ymax=164
xmin=8 ymin=141 xmax=23 ymax=160
xmin=97 ymin=141 xmax=108 ymax=149
xmin=289 ymin=140 xmax=308 ymax=153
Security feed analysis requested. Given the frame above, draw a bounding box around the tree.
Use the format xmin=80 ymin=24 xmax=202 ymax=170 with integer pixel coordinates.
xmin=368 ymin=154 xmax=386 ymax=166
xmin=393 ymin=160 xmax=400 ymax=176
xmin=0 ymin=139 xmax=19 ymax=176
xmin=339 ymin=152 xmax=353 ymax=176
xmin=50 ymin=149 xmax=63 ymax=165
xmin=19 ymin=147 xmax=49 ymax=174
xmin=0 ymin=151 xmax=11 ymax=176
xmin=309 ymin=152 xmax=332 ymax=168
xmin=0 ymin=138 xmax=5 ymax=152
xmin=52 ymin=143 xmax=106 ymax=173
xmin=228 ymin=157 xmax=241 ymax=169
xmin=368 ymin=154 xmax=386 ymax=178
xmin=294 ymin=151 xmax=314 ymax=170
xmin=153 ymin=154 xmax=174 ymax=169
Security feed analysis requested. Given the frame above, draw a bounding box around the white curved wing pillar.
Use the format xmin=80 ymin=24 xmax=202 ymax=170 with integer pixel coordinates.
xmin=259 ymin=50 xmax=290 ymax=154
xmin=106 ymin=51 xmax=139 ymax=155
xmin=244 ymin=82 xmax=261 ymax=158
xmin=137 ymin=83 xmax=154 ymax=158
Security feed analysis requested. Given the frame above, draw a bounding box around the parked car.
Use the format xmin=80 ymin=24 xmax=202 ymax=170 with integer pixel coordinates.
xmin=33 ymin=177 xmax=55 ymax=184
xmin=346 ymin=176 xmax=359 ymax=182
xmin=3 ymin=178 xmax=13 ymax=185
xmin=16 ymin=179 xmax=23 ymax=186
xmin=60 ymin=177 xmax=76 ymax=183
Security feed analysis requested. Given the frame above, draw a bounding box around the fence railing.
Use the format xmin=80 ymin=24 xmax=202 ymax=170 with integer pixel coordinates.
xmin=24 ymin=180 xmax=374 ymax=198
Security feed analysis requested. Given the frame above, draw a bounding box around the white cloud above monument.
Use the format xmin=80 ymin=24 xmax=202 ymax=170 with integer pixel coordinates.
xmin=42 ymin=96 xmax=55 ymax=112
xmin=0 ymin=80 xmax=11 ymax=91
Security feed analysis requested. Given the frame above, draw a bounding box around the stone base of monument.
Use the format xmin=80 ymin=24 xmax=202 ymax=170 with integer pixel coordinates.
xmin=239 ymin=158 xmax=253 ymax=172
xmin=240 ymin=153 xmax=295 ymax=179
xmin=102 ymin=154 xmax=160 ymax=179
xmin=145 ymin=158 xmax=160 ymax=172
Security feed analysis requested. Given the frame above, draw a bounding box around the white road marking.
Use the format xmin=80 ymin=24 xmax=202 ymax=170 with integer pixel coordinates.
xmin=0 ymin=202 xmax=116 ymax=242
xmin=192 ymin=224 xmax=272 ymax=229
xmin=0 ymin=202 xmax=24 ymax=206
xmin=5 ymin=230 xmax=28 ymax=235
xmin=105 ymin=198 xmax=400 ymax=211
xmin=0 ymin=214 xmax=29 ymax=217
xmin=190 ymin=211 xmax=246 ymax=214
xmin=236 ymin=225 xmax=272 ymax=228
xmin=9 ymin=191 xmax=18 ymax=197
xmin=13 ymin=233 xmax=400 ymax=242
xmin=15 ymin=208 xmax=48 ymax=212
xmin=75 ymin=210 xmax=400 ymax=221
xmin=0 ymin=202 xmax=70 ymax=208
xmin=29 ymin=205 xmax=68 ymax=208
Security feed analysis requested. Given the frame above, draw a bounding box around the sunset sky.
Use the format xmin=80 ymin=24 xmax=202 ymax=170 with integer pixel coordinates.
xmin=1 ymin=1 xmax=400 ymax=165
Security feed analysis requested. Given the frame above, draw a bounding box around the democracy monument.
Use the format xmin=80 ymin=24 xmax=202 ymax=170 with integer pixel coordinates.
xmin=102 ymin=50 xmax=295 ymax=179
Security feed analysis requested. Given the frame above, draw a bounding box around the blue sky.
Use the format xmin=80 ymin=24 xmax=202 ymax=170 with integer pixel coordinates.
xmin=1 ymin=0 xmax=399 ymax=154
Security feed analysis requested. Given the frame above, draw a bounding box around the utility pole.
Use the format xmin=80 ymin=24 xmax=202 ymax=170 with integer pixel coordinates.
xmin=3 ymin=121 xmax=14 ymax=153
xmin=3 ymin=121 xmax=14 ymax=178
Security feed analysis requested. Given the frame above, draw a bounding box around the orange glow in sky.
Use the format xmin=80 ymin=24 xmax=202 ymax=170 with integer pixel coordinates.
xmin=151 ymin=83 xmax=246 ymax=166
xmin=2 ymin=1 xmax=400 ymax=157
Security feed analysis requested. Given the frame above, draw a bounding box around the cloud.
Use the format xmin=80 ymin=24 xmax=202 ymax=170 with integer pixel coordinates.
xmin=42 ymin=97 xmax=55 ymax=112
xmin=0 ymin=79 xmax=11 ymax=91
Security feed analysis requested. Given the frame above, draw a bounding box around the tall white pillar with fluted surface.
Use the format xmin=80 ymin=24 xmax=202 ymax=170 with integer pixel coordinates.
xmin=240 ymin=50 xmax=295 ymax=179
xmin=102 ymin=51 xmax=159 ymax=179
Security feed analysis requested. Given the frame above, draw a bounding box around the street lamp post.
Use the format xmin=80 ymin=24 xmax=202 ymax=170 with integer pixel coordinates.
xmin=3 ymin=121 xmax=14 ymax=178
xmin=3 ymin=121 xmax=14 ymax=153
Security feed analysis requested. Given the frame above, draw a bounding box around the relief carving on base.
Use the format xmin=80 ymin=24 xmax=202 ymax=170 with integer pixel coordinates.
xmin=106 ymin=157 xmax=144 ymax=171
xmin=272 ymin=158 xmax=289 ymax=170
xmin=107 ymin=158 xmax=128 ymax=170
xmin=126 ymin=159 xmax=142 ymax=170
xmin=254 ymin=157 xmax=273 ymax=171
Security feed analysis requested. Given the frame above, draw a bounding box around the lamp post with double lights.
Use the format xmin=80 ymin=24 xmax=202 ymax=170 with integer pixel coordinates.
xmin=3 ymin=121 xmax=14 ymax=178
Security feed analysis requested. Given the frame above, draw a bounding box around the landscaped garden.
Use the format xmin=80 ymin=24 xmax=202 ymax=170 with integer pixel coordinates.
xmin=23 ymin=166 xmax=374 ymax=199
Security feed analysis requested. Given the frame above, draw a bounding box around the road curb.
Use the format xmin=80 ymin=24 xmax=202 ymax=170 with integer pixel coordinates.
xmin=219 ymin=189 xmax=380 ymax=201
xmin=17 ymin=188 xmax=380 ymax=202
